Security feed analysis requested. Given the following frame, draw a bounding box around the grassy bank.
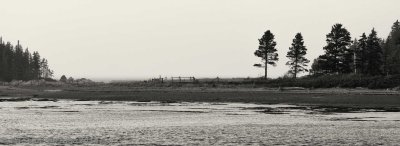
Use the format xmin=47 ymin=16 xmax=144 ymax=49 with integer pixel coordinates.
xmin=106 ymin=74 xmax=400 ymax=90
xmin=34 ymin=88 xmax=400 ymax=107
xmin=1 ymin=84 xmax=400 ymax=107
xmin=256 ymin=74 xmax=400 ymax=89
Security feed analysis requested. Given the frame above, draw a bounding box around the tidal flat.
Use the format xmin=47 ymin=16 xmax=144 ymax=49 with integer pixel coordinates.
xmin=0 ymin=99 xmax=399 ymax=145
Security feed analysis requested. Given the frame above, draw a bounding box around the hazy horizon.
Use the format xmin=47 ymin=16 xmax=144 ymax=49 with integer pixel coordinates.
xmin=1 ymin=0 xmax=399 ymax=80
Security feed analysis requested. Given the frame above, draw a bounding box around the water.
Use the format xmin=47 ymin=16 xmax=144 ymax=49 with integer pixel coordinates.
xmin=0 ymin=99 xmax=399 ymax=145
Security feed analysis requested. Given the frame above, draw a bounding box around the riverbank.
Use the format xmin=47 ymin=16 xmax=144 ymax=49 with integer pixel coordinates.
xmin=1 ymin=86 xmax=399 ymax=107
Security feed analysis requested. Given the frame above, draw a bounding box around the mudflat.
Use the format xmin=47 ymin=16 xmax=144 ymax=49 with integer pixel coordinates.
xmin=2 ymin=86 xmax=399 ymax=107
xmin=1 ymin=100 xmax=400 ymax=145
xmin=1 ymin=86 xmax=400 ymax=145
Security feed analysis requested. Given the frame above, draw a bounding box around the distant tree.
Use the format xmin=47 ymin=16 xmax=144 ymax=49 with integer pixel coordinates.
xmin=349 ymin=38 xmax=358 ymax=73
xmin=311 ymin=54 xmax=333 ymax=75
xmin=67 ymin=77 xmax=74 ymax=83
xmin=354 ymin=33 xmax=368 ymax=74
xmin=310 ymin=59 xmax=320 ymax=75
xmin=14 ymin=41 xmax=24 ymax=80
xmin=322 ymin=24 xmax=353 ymax=74
xmin=384 ymin=20 xmax=400 ymax=74
xmin=31 ymin=51 xmax=41 ymax=79
xmin=4 ymin=42 xmax=15 ymax=82
xmin=0 ymin=38 xmax=4 ymax=81
xmin=383 ymin=38 xmax=390 ymax=75
xmin=22 ymin=48 xmax=31 ymax=81
xmin=286 ymin=33 xmax=310 ymax=78
xmin=60 ymin=75 xmax=67 ymax=82
xmin=342 ymin=46 xmax=355 ymax=74
xmin=40 ymin=58 xmax=53 ymax=79
xmin=366 ymin=28 xmax=384 ymax=75
xmin=0 ymin=37 xmax=53 ymax=82
xmin=378 ymin=38 xmax=386 ymax=71
xmin=254 ymin=30 xmax=279 ymax=79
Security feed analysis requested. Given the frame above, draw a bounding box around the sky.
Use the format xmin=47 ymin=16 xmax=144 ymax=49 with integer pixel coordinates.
xmin=0 ymin=0 xmax=399 ymax=81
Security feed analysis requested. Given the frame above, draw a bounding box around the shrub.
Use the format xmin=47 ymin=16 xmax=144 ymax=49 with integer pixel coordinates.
xmin=238 ymin=74 xmax=400 ymax=89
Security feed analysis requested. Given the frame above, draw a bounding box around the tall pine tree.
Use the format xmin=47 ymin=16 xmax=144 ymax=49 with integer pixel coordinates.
xmin=349 ymin=38 xmax=358 ymax=73
xmin=4 ymin=42 xmax=15 ymax=82
xmin=254 ymin=30 xmax=279 ymax=79
xmin=286 ymin=33 xmax=309 ymax=78
xmin=14 ymin=41 xmax=24 ymax=80
xmin=40 ymin=58 xmax=53 ymax=79
xmin=355 ymin=33 xmax=368 ymax=74
xmin=31 ymin=51 xmax=41 ymax=80
xmin=322 ymin=24 xmax=352 ymax=74
xmin=0 ymin=38 xmax=4 ymax=81
xmin=384 ymin=20 xmax=400 ymax=74
xmin=366 ymin=28 xmax=384 ymax=75
xmin=22 ymin=48 xmax=32 ymax=80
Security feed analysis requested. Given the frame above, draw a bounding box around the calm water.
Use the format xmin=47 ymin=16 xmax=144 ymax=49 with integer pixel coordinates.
xmin=0 ymin=99 xmax=399 ymax=145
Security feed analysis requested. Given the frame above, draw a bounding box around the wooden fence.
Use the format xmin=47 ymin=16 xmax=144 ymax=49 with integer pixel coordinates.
xmin=171 ymin=76 xmax=196 ymax=83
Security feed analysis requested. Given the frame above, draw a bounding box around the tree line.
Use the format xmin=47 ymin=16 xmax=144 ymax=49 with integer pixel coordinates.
xmin=255 ymin=20 xmax=400 ymax=79
xmin=0 ymin=38 xmax=53 ymax=82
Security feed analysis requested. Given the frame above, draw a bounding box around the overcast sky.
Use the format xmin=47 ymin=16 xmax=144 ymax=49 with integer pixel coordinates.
xmin=1 ymin=0 xmax=399 ymax=81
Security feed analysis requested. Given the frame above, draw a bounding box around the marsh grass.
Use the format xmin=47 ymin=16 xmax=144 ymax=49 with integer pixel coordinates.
xmin=36 ymin=89 xmax=400 ymax=108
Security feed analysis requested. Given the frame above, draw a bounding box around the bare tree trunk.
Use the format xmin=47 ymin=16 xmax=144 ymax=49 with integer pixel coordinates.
xmin=294 ymin=59 xmax=298 ymax=79
xmin=265 ymin=60 xmax=268 ymax=80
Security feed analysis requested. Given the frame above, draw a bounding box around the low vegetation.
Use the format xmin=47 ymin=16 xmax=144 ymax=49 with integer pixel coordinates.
xmin=249 ymin=74 xmax=400 ymax=89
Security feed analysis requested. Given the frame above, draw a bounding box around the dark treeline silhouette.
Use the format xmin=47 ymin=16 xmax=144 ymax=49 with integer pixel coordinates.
xmin=312 ymin=21 xmax=400 ymax=76
xmin=0 ymin=37 xmax=53 ymax=82
xmin=384 ymin=20 xmax=400 ymax=75
xmin=255 ymin=20 xmax=400 ymax=79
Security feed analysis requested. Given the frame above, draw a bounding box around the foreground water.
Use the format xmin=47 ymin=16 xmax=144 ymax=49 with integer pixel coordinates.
xmin=0 ymin=99 xmax=399 ymax=145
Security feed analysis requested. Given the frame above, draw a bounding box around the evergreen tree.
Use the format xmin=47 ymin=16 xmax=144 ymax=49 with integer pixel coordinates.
xmin=32 ymin=51 xmax=41 ymax=79
xmin=342 ymin=45 xmax=355 ymax=74
xmin=311 ymin=54 xmax=334 ymax=75
xmin=385 ymin=20 xmax=400 ymax=74
xmin=254 ymin=30 xmax=279 ymax=79
xmin=322 ymin=24 xmax=352 ymax=74
xmin=60 ymin=75 xmax=67 ymax=82
xmin=366 ymin=28 xmax=384 ymax=75
xmin=355 ymin=33 xmax=368 ymax=74
xmin=4 ymin=42 xmax=15 ymax=82
xmin=378 ymin=38 xmax=386 ymax=73
xmin=40 ymin=58 xmax=53 ymax=79
xmin=22 ymin=48 xmax=31 ymax=81
xmin=383 ymin=38 xmax=390 ymax=75
xmin=14 ymin=41 xmax=24 ymax=80
xmin=349 ymin=38 xmax=358 ymax=73
xmin=67 ymin=77 xmax=74 ymax=83
xmin=0 ymin=39 xmax=4 ymax=81
xmin=286 ymin=33 xmax=309 ymax=78
xmin=0 ymin=37 xmax=53 ymax=82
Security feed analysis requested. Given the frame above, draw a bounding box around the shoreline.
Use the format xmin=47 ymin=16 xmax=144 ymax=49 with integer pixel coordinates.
xmin=1 ymin=86 xmax=399 ymax=107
